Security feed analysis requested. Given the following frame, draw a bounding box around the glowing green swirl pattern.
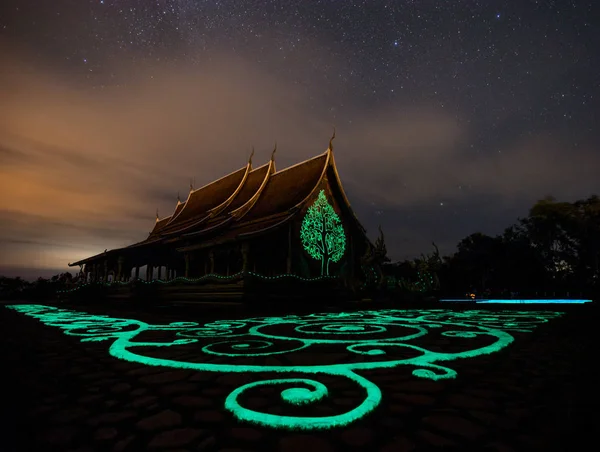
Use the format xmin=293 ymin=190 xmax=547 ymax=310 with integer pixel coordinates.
xmin=6 ymin=305 xmax=561 ymax=430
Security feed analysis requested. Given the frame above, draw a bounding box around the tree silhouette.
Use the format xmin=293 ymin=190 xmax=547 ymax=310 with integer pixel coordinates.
xmin=300 ymin=190 xmax=346 ymax=275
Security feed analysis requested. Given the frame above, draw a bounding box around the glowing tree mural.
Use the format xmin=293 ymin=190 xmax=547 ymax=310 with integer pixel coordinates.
xmin=300 ymin=190 xmax=346 ymax=276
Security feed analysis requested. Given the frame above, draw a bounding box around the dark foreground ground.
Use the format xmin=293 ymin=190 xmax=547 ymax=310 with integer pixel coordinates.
xmin=0 ymin=300 xmax=598 ymax=451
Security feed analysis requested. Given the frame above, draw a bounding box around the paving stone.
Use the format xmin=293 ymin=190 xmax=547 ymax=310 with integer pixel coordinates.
xmin=380 ymin=436 xmax=416 ymax=452
xmin=393 ymin=393 xmax=436 ymax=406
xmin=381 ymin=417 xmax=404 ymax=429
xmin=160 ymin=382 xmax=197 ymax=395
xmin=332 ymin=397 xmax=357 ymax=407
xmin=245 ymin=397 xmax=269 ymax=408
xmin=137 ymin=409 xmax=182 ymax=431
xmin=485 ymin=442 xmax=517 ymax=452
xmin=278 ymin=435 xmax=335 ymax=452
xmin=78 ymin=394 xmax=104 ymax=404
xmin=229 ymin=427 xmax=264 ymax=442
xmin=388 ymin=403 xmax=412 ymax=415
xmin=470 ymin=410 xmax=499 ymax=426
xmin=172 ymin=395 xmax=213 ymax=408
xmin=126 ymin=367 xmax=165 ymax=377
xmin=40 ymin=426 xmax=78 ymax=446
xmin=111 ymin=382 xmax=132 ymax=393
xmin=466 ymin=388 xmax=505 ymax=399
xmin=397 ymin=381 xmax=444 ymax=393
xmin=147 ymin=428 xmax=205 ymax=448
xmin=189 ymin=373 xmax=214 ymax=382
xmin=202 ymin=386 xmax=228 ymax=396
xmin=51 ymin=407 xmax=89 ymax=423
xmin=131 ymin=388 xmax=148 ymax=396
xmin=218 ymin=449 xmax=256 ymax=452
xmin=216 ymin=374 xmax=252 ymax=385
xmin=88 ymin=410 xmax=137 ymax=426
xmin=194 ymin=409 xmax=226 ymax=423
xmin=197 ymin=435 xmax=217 ymax=450
xmin=423 ymin=414 xmax=486 ymax=440
xmin=113 ymin=434 xmax=136 ymax=452
xmin=28 ymin=405 xmax=55 ymax=418
xmin=339 ymin=427 xmax=374 ymax=448
xmin=417 ymin=430 xmax=457 ymax=447
xmin=131 ymin=395 xmax=159 ymax=408
xmin=140 ymin=371 xmax=191 ymax=385
xmin=94 ymin=427 xmax=118 ymax=441
xmin=447 ymin=394 xmax=494 ymax=409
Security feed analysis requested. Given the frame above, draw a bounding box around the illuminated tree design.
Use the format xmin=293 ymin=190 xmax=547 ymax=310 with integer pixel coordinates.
xmin=300 ymin=190 xmax=346 ymax=275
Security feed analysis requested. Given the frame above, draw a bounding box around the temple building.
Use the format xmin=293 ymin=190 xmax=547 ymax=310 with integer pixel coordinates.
xmin=68 ymin=136 xmax=386 ymax=300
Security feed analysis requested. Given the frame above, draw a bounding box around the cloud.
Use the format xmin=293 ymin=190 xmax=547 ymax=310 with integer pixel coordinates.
xmin=0 ymin=48 xmax=598 ymax=276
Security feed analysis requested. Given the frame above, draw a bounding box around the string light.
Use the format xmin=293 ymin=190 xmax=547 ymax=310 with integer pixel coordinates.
xmin=56 ymin=272 xmax=338 ymax=294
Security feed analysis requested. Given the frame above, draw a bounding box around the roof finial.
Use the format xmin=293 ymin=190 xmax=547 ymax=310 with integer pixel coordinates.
xmin=177 ymin=191 xmax=181 ymax=203
xmin=328 ymin=126 xmax=336 ymax=151
xmin=249 ymin=146 xmax=255 ymax=165
xmin=189 ymin=178 xmax=194 ymax=191
xmin=156 ymin=208 xmax=159 ymax=221
xmin=271 ymin=142 xmax=277 ymax=161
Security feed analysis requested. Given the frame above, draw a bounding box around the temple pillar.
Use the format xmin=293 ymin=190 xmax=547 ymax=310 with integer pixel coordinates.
xmin=103 ymin=260 xmax=108 ymax=282
xmin=185 ymin=254 xmax=190 ymax=278
xmin=209 ymin=251 xmax=215 ymax=274
xmin=117 ymin=256 xmax=124 ymax=282
xmin=147 ymin=265 xmax=153 ymax=281
xmin=134 ymin=266 xmax=140 ymax=280
xmin=157 ymin=266 xmax=162 ymax=280
xmin=165 ymin=266 xmax=170 ymax=281
xmin=241 ymin=242 xmax=249 ymax=273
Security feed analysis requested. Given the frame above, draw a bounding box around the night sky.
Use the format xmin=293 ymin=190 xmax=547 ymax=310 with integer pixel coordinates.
xmin=1 ymin=1 xmax=599 ymax=279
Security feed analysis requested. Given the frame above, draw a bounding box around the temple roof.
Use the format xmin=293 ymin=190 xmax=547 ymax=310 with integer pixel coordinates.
xmin=178 ymin=213 xmax=294 ymax=251
xmin=161 ymin=165 xmax=248 ymax=234
xmin=225 ymin=163 xmax=270 ymax=212
xmin=149 ymin=215 xmax=171 ymax=237
xmin=241 ymin=152 xmax=328 ymax=221
xmin=171 ymin=201 xmax=185 ymax=220
xmin=70 ymin=141 xmax=369 ymax=266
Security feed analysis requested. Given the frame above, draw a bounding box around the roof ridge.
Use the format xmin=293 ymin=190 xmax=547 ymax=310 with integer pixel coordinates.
xmin=160 ymin=163 xmax=252 ymax=236
xmin=230 ymin=159 xmax=275 ymax=220
xmin=163 ymin=165 xmax=247 ymax=231
xmin=190 ymin=165 xmax=247 ymax=195
xmin=272 ymin=149 xmax=328 ymax=176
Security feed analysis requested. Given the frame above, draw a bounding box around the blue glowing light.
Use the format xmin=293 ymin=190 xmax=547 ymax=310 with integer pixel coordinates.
xmin=440 ymin=298 xmax=592 ymax=304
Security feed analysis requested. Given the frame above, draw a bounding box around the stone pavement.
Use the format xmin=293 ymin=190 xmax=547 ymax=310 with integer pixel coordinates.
xmin=0 ymin=302 xmax=597 ymax=451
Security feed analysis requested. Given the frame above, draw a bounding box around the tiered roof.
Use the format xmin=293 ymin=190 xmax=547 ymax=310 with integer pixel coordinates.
xmin=70 ymin=139 xmax=365 ymax=266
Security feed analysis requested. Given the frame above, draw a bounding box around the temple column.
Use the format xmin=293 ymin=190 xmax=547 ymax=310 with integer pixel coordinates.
xmin=165 ymin=266 xmax=170 ymax=281
xmin=157 ymin=266 xmax=162 ymax=280
xmin=134 ymin=266 xmax=140 ymax=280
xmin=241 ymin=242 xmax=249 ymax=273
xmin=209 ymin=251 xmax=215 ymax=274
xmin=103 ymin=260 xmax=109 ymax=282
xmin=184 ymin=254 xmax=190 ymax=278
xmin=117 ymin=256 xmax=124 ymax=282
xmin=147 ymin=265 xmax=153 ymax=281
